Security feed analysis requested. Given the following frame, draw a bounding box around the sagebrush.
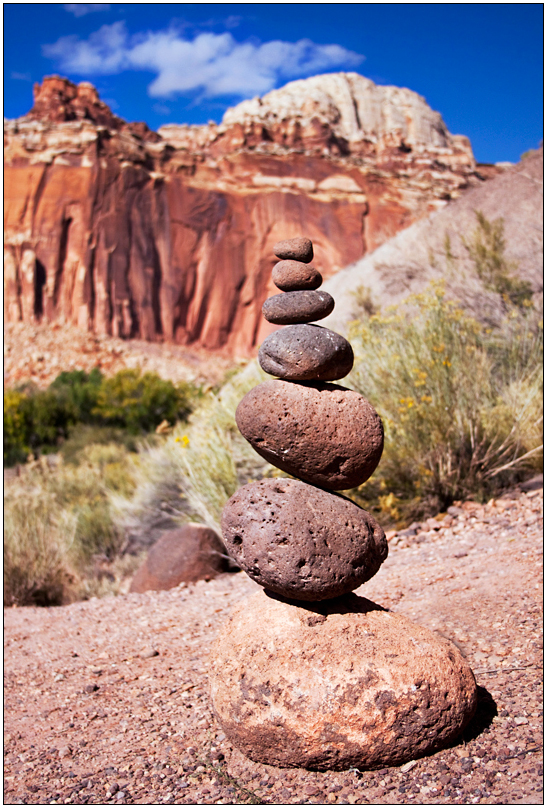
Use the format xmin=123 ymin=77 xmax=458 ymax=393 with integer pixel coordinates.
xmin=348 ymin=282 xmax=542 ymax=523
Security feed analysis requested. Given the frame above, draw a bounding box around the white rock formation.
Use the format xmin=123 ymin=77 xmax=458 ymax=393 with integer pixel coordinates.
xmin=223 ymin=72 xmax=465 ymax=153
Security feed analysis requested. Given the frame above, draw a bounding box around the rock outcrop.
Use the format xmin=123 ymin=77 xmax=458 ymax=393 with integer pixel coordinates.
xmin=5 ymin=73 xmax=484 ymax=355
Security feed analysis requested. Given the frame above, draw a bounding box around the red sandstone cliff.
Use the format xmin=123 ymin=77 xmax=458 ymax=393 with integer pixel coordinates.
xmin=4 ymin=74 xmax=487 ymax=354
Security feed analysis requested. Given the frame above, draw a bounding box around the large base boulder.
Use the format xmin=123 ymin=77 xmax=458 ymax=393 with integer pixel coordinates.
xmin=210 ymin=590 xmax=477 ymax=770
xmin=129 ymin=524 xmax=229 ymax=593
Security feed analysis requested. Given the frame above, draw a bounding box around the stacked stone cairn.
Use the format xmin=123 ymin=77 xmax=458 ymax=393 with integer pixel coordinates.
xmin=210 ymin=238 xmax=477 ymax=771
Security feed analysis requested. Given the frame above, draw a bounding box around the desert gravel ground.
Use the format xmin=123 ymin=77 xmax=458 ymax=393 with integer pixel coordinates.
xmin=4 ymin=480 xmax=543 ymax=805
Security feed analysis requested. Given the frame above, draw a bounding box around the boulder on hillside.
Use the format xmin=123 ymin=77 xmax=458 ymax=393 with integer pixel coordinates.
xmin=129 ymin=524 xmax=230 ymax=593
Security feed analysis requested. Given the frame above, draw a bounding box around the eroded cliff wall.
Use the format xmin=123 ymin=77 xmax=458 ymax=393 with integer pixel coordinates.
xmin=4 ymin=73 xmax=483 ymax=354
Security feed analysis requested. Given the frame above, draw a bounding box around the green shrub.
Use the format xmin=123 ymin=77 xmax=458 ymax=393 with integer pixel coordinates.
xmin=3 ymin=389 xmax=32 ymax=466
xmin=92 ymin=369 xmax=197 ymax=433
xmin=348 ymin=282 xmax=543 ymax=523
xmin=49 ymin=367 xmax=103 ymax=422
xmin=4 ymin=367 xmax=199 ymax=466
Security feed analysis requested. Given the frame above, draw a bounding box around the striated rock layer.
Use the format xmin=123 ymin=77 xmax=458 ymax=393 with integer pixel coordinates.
xmin=5 ymin=73 xmax=483 ymax=355
xmin=210 ymin=590 xmax=477 ymax=770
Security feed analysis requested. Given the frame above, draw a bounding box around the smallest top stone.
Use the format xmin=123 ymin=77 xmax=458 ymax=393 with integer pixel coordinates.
xmin=273 ymin=237 xmax=313 ymax=263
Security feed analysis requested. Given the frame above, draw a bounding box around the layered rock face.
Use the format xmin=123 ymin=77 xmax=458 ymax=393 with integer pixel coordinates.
xmin=5 ymin=73 xmax=479 ymax=355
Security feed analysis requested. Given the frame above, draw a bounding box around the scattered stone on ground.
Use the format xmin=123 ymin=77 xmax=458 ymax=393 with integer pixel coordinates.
xmin=129 ymin=525 xmax=230 ymax=595
xmin=4 ymin=482 xmax=542 ymax=804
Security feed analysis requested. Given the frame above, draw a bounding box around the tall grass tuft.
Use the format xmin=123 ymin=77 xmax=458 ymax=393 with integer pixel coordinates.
xmin=348 ymin=282 xmax=543 ymax=523
xmin=111 ymin=362 xmax=278 ymax=545
xmin=4 ymin=446 xmax=139 ymax=606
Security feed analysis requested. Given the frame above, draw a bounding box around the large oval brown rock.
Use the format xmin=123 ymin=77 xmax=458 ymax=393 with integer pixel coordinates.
xmin=210 ymin=590 xmax=478 ymax=770
xmin=222 ymin=479 xmax=387 ymax=600
xmin=235 ymin=380 xmax=383 ymax=489
xmin=258 ymin=324 xmax=354 ymax=381
xmin=129 ymin=524 xmax=229 ymax=593
xmin=262 ymin=290 xmax=334 ymax=324
xmin=272 ymin=260 xmax=323 ymax=291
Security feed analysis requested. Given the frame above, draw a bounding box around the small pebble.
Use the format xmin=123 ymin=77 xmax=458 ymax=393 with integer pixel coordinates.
xmin=273 ymin=237 xmax=313 ymax=263
xmin=272 ymin=260 xmax=322 ymax=291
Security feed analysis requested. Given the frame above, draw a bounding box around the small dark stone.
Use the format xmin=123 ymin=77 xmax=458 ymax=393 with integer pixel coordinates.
xmin=258 ymin=324 xmax=354 ymax=381
xmin=272 ymin=260 xmax=323 ymax=291
xmin=83 ymin=684 xmax=99 ymax=694
xmin=273 ymin=237 xmax=313 ymax=263
xmin=262 ymin=290 xmax=334 ymax=325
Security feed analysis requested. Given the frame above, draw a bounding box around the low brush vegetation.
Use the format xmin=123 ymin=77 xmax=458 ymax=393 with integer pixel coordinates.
xmin=4 ymin=367 xmax=201 ymax=606
xmin=4 ymin=446 xmax=141 ymax=607
xmin=4 ymin=367 xmax=199 ymax=467
xmin=347 ymin=282 xmax=542 ymax=525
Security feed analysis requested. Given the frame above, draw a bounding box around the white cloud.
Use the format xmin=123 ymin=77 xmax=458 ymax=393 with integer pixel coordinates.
xmin=11 ymin=71 xmax=32 ymax=81
xmin=64 ymin=4 xmax=110 ymax=17
xmin=43 ymin=22 xmax=363 ymax=100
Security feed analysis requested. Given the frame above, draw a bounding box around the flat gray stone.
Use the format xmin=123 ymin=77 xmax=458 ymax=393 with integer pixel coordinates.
xmin=221 ymin=478 xmax=388 ymax=601
xmin=272 ymin=260 xmax=323 ymax=291
xmin=262 ymin=291 xmax=334 ymax=325
xmin=258 ymin=324 xmax=354 ymax=381
xmin=273 ymin=237 xmax=313 ymax=263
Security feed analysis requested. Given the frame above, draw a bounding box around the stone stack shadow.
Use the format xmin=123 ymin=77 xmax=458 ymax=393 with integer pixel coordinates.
xmin=209 ymin=237 xmax=477 ymax=770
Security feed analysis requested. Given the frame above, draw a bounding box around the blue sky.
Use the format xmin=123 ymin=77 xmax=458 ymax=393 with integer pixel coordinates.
xmin=4 ymin=3 xmax=543 ymax=163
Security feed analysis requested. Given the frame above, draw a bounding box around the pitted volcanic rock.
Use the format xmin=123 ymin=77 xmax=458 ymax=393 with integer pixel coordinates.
xmin=235 ymin=380 xmax=383 ymax=489
xmin=222 ymin=478 xmax=387 ymax=600
xmin=262 ymin=290 xmax=334 ymax=325
xmin=129 ymin=524 xmax=228 ymax=593
xmin=272 ymin=260 xmax=323 ymax=292
xmin=210 ymin=589 xmax=478 ymax=770
xmin=273 ymin=237 xmax=314 ymax=263
xmin=258 ymin=324 xmax=354 ymax=381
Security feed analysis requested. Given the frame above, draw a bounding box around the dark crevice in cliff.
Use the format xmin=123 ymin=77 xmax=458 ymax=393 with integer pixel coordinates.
xmin=54 ymin=218 xmax=72 ymax=309
xmin=151 ymin=240 xmax=163 ymax=338
xmin=87 ymin=246 xmax=96 ymax=329
xmin=34 ymin=259 xmax=46 ymax=320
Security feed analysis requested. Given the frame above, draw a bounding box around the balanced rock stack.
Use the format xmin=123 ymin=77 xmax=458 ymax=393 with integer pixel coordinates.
xmin=210 ymin=238 xmax=477 ymax=771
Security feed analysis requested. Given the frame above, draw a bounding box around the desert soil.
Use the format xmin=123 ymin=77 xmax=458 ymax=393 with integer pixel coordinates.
xmin=4 ymin=322 xmax=239 ymax=390
xmin=4 ymin=479 xmax=543 ymax=805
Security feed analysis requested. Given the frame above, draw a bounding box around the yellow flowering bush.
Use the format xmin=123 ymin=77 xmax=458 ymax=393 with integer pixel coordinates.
xmin=348 ymin=282 xmax=543 ymax=522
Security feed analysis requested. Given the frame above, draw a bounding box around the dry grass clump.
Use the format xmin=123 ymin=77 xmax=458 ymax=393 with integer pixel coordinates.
xmin=4 ymin=446 xmax=141 ymax=606
xmin=111 ymin=362 xmax=278 ymax=548
xmin=348 ymin=282 xmax=543 ymax=524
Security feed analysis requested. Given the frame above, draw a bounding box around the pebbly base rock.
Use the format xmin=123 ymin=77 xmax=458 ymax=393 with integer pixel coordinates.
xmin=210 ymin=590 xmax=477 ymax=771
xmin=235 ymin=380 xmax=384 ymax=489
xmin=222 ymin=478 xmax=387 ymax=600
xmin=129 ymin=524 xmax=229 ymax=593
